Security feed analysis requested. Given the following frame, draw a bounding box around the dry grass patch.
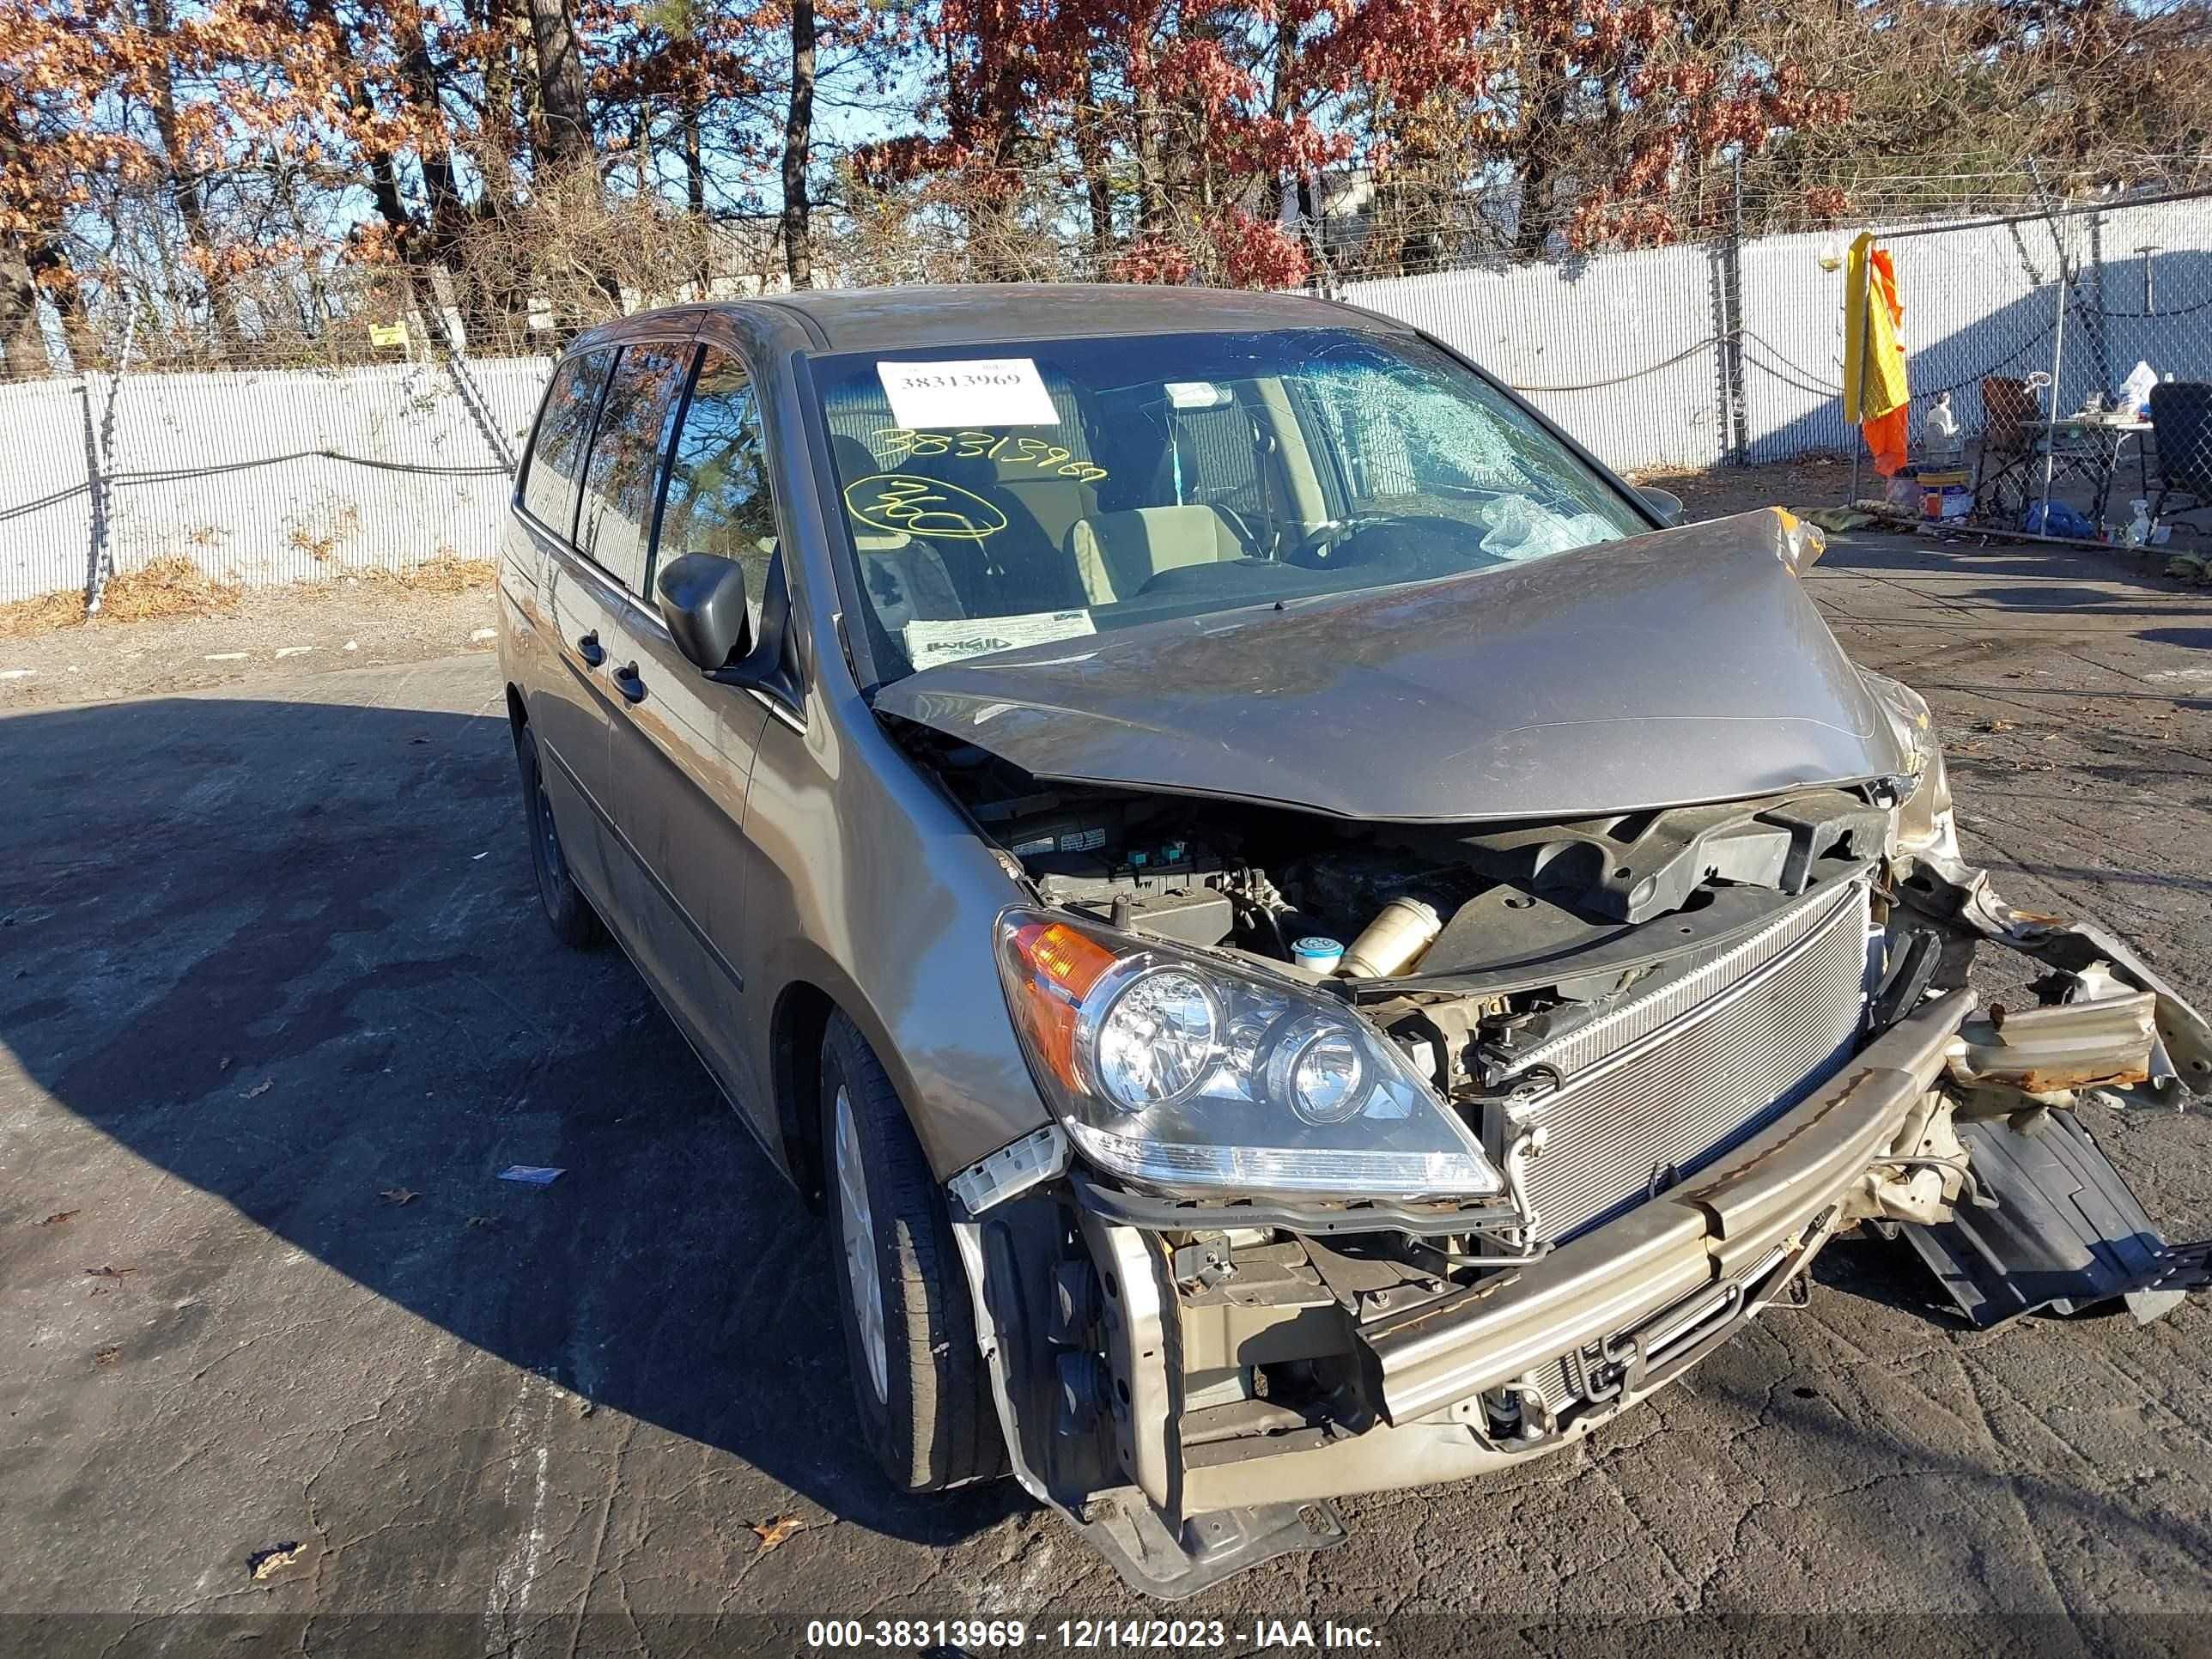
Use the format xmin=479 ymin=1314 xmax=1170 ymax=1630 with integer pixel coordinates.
xmin=98 ymin=556 xmax=244 ymax=624
xmin=358 ymin=556 xmax=497 ymax=596
xmin=0 ymin=587 xmax=91 ymax=638
xmin=0 ymin=553 xmax=491 ymax=643
xmin=1 ymin=556 xmax=243 ymax=636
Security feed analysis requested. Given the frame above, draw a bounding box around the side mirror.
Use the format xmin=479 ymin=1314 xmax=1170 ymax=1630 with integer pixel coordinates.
xmin=656 ymin=553 xmax=750 ymax=672
xmin=1639 ymin=486 xmax=1686 ymax=527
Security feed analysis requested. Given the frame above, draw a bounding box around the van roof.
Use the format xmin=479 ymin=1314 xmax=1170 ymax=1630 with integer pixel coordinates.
xmin=578 ymin=283 xmax=1404 ymax=356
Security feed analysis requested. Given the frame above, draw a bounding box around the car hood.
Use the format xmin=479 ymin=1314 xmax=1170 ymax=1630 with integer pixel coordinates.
xmin=873 ymin=510 xmax=1910 ymax=823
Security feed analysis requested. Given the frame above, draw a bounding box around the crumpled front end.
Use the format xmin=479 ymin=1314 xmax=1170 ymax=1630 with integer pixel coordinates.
xmin=927 ymin=705 xmax=2209 ymax=1597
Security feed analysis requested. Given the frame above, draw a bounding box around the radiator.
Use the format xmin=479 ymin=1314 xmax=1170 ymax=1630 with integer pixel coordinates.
xmin=1513 ymin=879 xmax=1872 ymax=1243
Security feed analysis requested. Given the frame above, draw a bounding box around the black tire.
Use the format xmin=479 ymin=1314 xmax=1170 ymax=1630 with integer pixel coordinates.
xmin=820 ymin=1012 xmax=1006 ymax=1491
xmin=514 ymin=721 xmax=605 ymax=950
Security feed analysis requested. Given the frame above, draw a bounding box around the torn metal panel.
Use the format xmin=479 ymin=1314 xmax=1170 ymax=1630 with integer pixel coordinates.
xmin=1902 ymin=1112 xmax=2199 ymax=1327
xmin=1896 ymin=851 xmax=2212 ymax=1106
xmin=1948 ymin=994 xmax=2158 ymax=1097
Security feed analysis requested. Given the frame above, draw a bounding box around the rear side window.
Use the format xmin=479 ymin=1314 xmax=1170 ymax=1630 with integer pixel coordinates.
xmin=521 ymin=350 xmax=615 ymax=535
xmin=659 ymin=347 xmax=780 ymax=620
xmin=575 ymin=343 xmax=693 ymax=594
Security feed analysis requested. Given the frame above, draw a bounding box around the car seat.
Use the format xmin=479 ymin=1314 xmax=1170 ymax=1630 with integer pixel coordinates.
xmin=1066 ymin=506 xmax=1251 ymax=605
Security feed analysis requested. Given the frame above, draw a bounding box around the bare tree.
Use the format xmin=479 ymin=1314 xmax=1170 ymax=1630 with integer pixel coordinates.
xmin=530 ymin=0 xmax=592 ymax=173
xmin=783 ymin=0 xmax=817 ymax=289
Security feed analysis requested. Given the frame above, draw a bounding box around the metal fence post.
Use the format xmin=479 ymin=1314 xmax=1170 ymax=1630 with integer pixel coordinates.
xmin=1707 ymin=155 xmax=1752 ymax=468
xmin=80 ymin=313 xmax=134 ymax=614
xmin=430 ymin=291 xmax=518 ymax=477
xmin=2039 ymin=219 xmax=2069 ymax=532
xmin=1725 ymin=155 xmax=1750 ymax=466
xmin=74 ymin=374 xmax=108 ymax=610
xmin=2085 ymin=207 xmax=2112 ymax=398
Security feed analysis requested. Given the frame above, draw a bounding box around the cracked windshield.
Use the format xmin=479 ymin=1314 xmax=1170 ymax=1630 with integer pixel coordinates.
xmin=811 ymin=327 xmax=1649 ymax=680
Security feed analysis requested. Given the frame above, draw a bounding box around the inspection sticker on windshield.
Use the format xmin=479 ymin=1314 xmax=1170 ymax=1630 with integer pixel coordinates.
xmin=878 ymin=358 xmax=1059 ymax=428
xmin=905 ymin=610 xmax=1095 ymax=672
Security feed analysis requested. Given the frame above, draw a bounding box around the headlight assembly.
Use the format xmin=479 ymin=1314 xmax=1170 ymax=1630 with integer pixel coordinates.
xmin=1863 ymin=671 xmax=1955 ymax=857
xmin=994 ymin=909 xmax=1505 ymax=1202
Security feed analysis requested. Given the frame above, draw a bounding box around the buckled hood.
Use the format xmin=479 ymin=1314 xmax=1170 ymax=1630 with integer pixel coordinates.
xmin=874 ymin=511 xmax=1910 ymax=823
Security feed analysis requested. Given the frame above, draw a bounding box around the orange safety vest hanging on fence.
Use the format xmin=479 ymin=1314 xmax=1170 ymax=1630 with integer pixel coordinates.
xmin=1843 ymin=232 xmax=1911 ymax=477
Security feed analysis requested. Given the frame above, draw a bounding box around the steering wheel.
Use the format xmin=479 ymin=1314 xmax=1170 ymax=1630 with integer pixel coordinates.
xmin=1285 ymin=515 xmax=1375 ymax=565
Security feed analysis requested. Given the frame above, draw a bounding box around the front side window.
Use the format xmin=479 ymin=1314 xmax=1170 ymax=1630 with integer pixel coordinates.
xmin=807 ymin=328 xmax=1647 ymax=682
xmin=659 ymin=346 xmax=780 ymax=623
xmin=575 ymin=342 xmax=691 ymax=594
xmin=521 ymin=349 xmax=615 ymax=536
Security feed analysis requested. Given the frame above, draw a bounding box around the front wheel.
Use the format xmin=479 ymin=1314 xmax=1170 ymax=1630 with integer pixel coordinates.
xmin=821 ymin=1013 xmax=1006 ymax=1491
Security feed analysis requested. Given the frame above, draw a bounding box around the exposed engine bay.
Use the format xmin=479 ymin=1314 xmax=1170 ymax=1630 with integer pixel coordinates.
xmin=941 ymin=733 xmax=1920 ymax=1232
xmin=905 ymin=724 xmax=2212 ymax=1598
xmin=996 ymin=775 xmax=1893 ymax=1127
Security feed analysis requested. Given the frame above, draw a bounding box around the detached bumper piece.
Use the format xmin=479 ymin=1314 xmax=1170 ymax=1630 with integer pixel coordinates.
xmin=1905 ymin=1116 xmax=2211 ymax=1326
xmin=1893 ymin=854 xmax=2212 ymax=1325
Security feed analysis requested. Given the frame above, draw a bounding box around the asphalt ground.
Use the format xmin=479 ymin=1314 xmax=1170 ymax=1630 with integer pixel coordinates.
xmin=5 ymin=530 xmax=2212 ymax=1656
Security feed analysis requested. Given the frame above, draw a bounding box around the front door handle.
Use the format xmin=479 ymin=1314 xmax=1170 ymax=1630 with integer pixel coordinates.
xmin=613 ymin=662 xmax=647 ymax=705
xmin=576 ymin=629 xmax=605 ymax=667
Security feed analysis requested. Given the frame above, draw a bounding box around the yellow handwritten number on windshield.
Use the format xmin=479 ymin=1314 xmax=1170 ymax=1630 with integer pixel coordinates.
xmin=843 ymin=474 xmax=1010 ymax=541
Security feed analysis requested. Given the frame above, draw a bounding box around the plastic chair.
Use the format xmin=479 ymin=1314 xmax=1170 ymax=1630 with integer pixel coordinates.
xmin=1973 ymin=376 xmax=2039 ymax=521
xmin=2149 ymin=381 xmax=2212 ymax=524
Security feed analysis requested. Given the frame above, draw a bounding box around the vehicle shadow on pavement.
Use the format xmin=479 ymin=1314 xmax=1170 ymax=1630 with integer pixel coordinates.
xmin=0 ymin=685 xmax=1026 ymax=1550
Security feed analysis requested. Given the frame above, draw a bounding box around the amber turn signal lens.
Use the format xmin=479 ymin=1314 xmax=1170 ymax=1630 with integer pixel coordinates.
xmin=1003 ymin=920 xmax=1118 ymax=1091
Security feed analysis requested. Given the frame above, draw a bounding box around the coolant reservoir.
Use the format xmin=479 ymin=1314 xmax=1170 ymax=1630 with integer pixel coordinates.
xmin=1340 ymin=897 xmax=1443 ymax=979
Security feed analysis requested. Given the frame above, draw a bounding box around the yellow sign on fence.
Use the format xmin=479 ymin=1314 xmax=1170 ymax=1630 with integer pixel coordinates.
xmin=368 ymin=322 xmax=409 ymax=349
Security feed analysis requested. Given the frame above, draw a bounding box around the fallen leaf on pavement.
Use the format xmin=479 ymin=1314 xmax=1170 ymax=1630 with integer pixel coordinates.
xmin=94 ymin=1346 xmax=118 ymax=1366
xmin=40 ymin=1210 xmax=78 ymax=1226
xmin=380 ymin=1188 xmax=419 ymax=1206
xmin=247 ymin=1542 xmax=304 ymax=1581
xmin=83 ymin=1265 xmax=135 ymax=1279
xmin=244 ymin=1079 xmax=273 ymax=1098
xmin=1981 ymin=719 xmax=2020 ymax=733
xmin=465 ymin=1214 xmax=501 ymax=1231
xmin=750 ymin=1514 xmax=805 ymax=1550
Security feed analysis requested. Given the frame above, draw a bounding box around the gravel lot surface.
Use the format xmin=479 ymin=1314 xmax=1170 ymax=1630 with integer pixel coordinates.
xmin=0 ymin=580 xmax=497 ymax=710
xmin=3 ymin=525 xmax=2212 ymax=1655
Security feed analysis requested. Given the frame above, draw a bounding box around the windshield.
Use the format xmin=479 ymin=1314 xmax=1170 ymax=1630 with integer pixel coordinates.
xmin=809 ymin=327 xmax=1649 ymax=683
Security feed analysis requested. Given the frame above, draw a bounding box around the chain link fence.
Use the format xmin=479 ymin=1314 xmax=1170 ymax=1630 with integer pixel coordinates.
xmin=8 ymin=174 xmax=2211 ymax=607
xmin=1737 ymin=188 xmax=2212 ymax=535
xmin=0 ymin=353 xmax=550 ymax=605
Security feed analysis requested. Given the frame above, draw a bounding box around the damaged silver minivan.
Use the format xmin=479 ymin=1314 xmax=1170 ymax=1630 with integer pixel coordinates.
xmin=497 ymin=286 xmax=2211 ymax=1596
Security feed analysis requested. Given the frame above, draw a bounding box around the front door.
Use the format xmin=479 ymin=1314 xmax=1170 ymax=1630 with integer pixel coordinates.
xmin=544 ymin=336 xmax=696 ymax=942
xmin=597 ymin=343 xmax=784 ymax=1132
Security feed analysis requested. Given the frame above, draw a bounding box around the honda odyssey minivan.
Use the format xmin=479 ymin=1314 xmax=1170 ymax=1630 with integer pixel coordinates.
xmin=498 ymin=285 xmax=2210 ymax=1596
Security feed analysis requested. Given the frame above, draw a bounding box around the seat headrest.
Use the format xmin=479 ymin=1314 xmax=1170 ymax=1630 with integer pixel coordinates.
xmin=830 ymin=432 xmax=883 ymax=484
